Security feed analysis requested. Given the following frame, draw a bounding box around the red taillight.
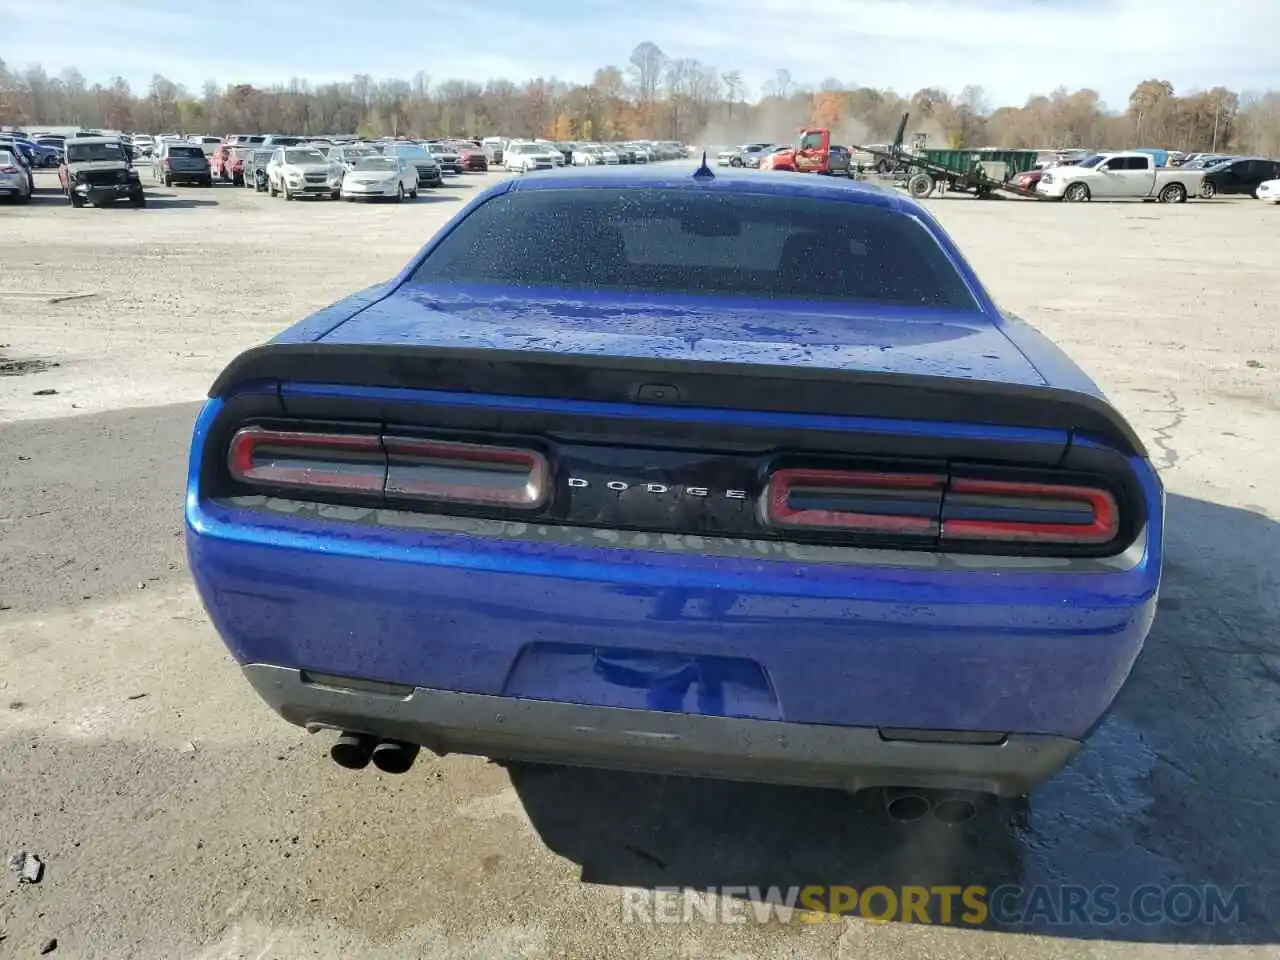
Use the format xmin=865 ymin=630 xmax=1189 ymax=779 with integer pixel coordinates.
xmin=761 ymin=468 xmax=1121 ymax=549
xmin=227 ymin=427 xmax=383 ymax=492
xmin=225 ymin=426 xmax=548 ymax=508
xmin=0 ymin=165 xmax=18 ymax=174
xmin=763 ymin=468 xmax=945 ymax=536
xmin=384 ymin=437 xmax=549 ymax=509
xmin=940 ymin=478 xmax=1118 ymax=545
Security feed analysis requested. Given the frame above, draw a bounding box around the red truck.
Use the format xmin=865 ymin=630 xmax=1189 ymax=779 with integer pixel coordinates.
xmin=759 ymin=128 xmax=848 ymax=174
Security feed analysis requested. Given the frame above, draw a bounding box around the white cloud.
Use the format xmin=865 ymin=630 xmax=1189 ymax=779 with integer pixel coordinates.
xmin=2 ymin=0 xmax=1276 ymax=107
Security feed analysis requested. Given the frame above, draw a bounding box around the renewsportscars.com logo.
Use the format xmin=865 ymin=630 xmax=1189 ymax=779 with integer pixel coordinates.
xmin=621 ymin=884 xmax=1248 ymax=927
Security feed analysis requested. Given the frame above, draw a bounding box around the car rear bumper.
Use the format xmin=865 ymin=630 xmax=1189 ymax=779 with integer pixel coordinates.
xmin=242 ymin=662 xmax=1082 ymax=795
xmin=189 ymin=490 xmax=1158 ymax=746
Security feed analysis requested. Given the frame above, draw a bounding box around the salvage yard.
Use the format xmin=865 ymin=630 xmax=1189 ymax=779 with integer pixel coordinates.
xmin=1 ymin=169 xmax=1278 ymax=958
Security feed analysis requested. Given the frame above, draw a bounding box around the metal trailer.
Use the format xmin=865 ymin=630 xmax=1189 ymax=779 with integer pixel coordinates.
xmin=854 ymin=114 xmax=1046 ymax=200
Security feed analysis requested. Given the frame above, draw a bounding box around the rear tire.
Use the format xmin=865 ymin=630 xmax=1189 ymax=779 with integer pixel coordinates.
xmin=1158 ymin=182 xmax=1187 ymax=204
xmin=396 ymin=183 xmax=404 ymax=203
xmin=1200 ymin=181 xmax=1217 ymax=199
xmin=69 ymin=190 xmax=84 ymax=207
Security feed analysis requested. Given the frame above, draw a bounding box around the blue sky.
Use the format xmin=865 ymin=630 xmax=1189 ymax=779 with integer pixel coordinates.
xmin=2 ymin=0 xmax=1276 ymax=109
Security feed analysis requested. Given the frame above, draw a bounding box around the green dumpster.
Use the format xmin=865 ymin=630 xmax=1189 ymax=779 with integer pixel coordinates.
xmin=920 ymin=148 xmax=1040 ymax=181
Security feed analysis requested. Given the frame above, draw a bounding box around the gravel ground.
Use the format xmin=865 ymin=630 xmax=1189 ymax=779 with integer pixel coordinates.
xmin=1 ymin=169 xmax=1277 ymax=959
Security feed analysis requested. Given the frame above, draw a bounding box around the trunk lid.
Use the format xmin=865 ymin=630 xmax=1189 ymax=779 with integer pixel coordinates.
xmin=318 ymin=286 xmax=1047 ymax=387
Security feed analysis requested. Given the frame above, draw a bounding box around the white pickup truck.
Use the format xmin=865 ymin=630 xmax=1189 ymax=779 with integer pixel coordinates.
xmin=1036 ymin=151 xmax=1204 ymax=203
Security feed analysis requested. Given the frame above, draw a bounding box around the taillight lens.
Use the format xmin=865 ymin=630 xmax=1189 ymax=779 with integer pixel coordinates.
xmin=224 ymin=426 xmax=548 ymax=509
xmin=940 ymin=478 xmax=1118 ymax=545
xmin=762 ymin=469 xmax=945 ymax=536
xmin=384 ymin=437 xmax=548 ymax=509
xmin=761 ymin=468 xmax=1121 ymax=549
xmin=227 ymin=427 xmax=383 ymax=492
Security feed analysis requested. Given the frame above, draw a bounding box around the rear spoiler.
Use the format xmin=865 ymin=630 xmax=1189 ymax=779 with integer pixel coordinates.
xmin=209 ymin=343 xmax=1147 ymax=458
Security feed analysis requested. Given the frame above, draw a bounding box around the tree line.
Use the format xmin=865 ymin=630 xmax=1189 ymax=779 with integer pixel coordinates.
xmin=2 ymin=43 xmax=1277 ymax=157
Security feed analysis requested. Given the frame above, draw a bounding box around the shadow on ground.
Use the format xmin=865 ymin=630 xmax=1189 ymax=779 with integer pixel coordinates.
xmin=141 ymin=192 xmax=220 ymax=209
xmin=509 ymin=493 xmax=1280 ymax=945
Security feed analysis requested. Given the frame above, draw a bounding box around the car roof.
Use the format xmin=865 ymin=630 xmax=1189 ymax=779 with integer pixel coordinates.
xmin=65 ymin=136 xmax=123 ymax=146
xmin=503 ymin=163 xmax=910 ymax=211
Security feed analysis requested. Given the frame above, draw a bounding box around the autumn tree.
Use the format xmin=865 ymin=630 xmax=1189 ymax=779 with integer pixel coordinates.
xmin=812 ymin=90 xmax=844 ymax=129
xmin=1129 ymin=79 xmax=1174 ymax=142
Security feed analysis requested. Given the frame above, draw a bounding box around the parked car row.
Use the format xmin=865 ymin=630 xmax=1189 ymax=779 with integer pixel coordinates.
xmin=2 ymin=127 xmax=680 ymax=210
xmin=1007 ymin=152 xmax=1280 ymax=201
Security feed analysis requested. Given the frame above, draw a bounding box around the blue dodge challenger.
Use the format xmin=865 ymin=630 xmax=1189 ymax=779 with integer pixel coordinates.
xmin=186 ymin=163 xmax=1163 ymax=818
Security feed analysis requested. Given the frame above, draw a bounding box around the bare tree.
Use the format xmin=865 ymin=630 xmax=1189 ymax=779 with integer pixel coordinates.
xmin=722 ymin=70 xmax=742 ymax=118
xmin=954 ymin=84 xmax=988 ymax=146
xmin=774 ymin=68 xmax=792 ymax=99
xmin=629 ymin=41 xmax=666 ymax=105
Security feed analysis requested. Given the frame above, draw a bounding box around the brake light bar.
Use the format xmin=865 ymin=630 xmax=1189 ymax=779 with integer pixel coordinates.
xmin=227 ymin=426 xmax=383 ymax=492
xmin=224 ymin=425 xmax=1125 ymax=552
xmin=763 ymin=468 xmax=945 ymax=536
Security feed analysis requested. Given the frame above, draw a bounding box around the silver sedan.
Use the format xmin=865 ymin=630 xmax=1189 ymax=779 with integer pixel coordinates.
xmin=340 ymin=155 xmax=419 ymax=202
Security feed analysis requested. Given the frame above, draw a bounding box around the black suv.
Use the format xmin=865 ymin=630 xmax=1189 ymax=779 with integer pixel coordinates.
xmin=58 ymin=137 xmax=146 ymax=207
xmin=1200 ymin=157 xmax=1280 ymax=198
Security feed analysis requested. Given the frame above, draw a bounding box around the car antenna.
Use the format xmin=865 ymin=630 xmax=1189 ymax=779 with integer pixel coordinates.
xmin=693 ymin=152 xmax=714 ymax=180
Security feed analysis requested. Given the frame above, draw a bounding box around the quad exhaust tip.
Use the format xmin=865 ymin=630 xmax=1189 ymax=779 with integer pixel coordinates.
xmin=883 ymin=787 xmax=981 ymax=824
xmin=330 ymin=732 xmax=420 ymax=774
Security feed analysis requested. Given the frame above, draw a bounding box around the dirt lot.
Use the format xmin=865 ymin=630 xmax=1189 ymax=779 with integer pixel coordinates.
xmin=1 ymin=169 xmax=1278 ymax=959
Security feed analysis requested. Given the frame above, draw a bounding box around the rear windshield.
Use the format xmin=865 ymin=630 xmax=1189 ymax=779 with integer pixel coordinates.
xmin=168 ymin=146 xmax=204 ymax=158
xmin=410 ymin=188 xmax=978 ymax=309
